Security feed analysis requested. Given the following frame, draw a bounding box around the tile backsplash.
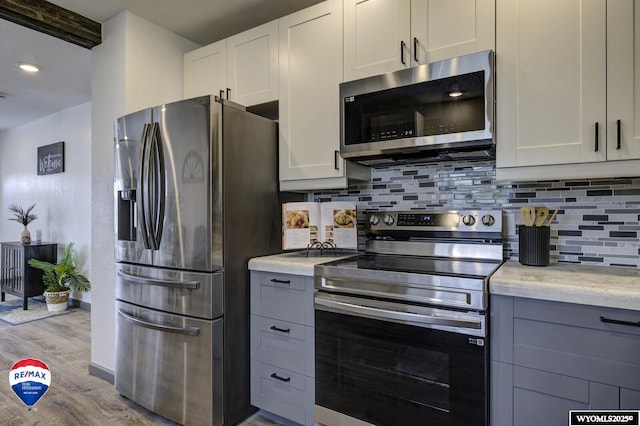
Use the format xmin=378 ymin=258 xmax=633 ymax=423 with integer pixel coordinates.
xmin=313 ymin=160 xmax=640 ymax=268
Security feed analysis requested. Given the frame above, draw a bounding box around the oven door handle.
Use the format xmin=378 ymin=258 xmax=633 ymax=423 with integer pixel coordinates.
xmin=315 ymin=296 xmax=482 ymax=330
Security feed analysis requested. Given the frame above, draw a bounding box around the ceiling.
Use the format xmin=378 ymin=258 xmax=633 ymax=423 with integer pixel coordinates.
xmin=0 ymin=0 xmax=322 ymax=132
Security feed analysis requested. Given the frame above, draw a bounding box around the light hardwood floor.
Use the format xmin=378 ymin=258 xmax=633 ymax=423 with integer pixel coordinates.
xmin=0 ymin=299 xmax=279 ymax=426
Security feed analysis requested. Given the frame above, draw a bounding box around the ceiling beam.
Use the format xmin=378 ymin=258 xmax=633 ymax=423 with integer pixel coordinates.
xmin=0 ymin=0 xmax=101 ymax=49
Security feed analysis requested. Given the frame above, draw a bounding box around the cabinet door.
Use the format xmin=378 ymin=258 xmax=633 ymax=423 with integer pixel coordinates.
xmin=607 ymin=0 xmax=640 ymax=160
xmin=227 ymin=20 xmax=278 ymax=106
xmin=279 ymin=0 xmax=346 ymax=183
xmin=513 ymin=366 xmax=588 ymax=426
xmin=343 ymin=0 xmax=411 ymax=81
xmin=496 ymin=0 xmax=607 ymax=168
xmin=183 ymin=39 xmax=227 ymax=99
xmin=410 ymin=0 xmax=495 ymax=64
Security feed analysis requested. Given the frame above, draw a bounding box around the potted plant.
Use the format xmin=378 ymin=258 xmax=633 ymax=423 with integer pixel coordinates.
xmin=27 ymin=243 xmax=91 ymax=312
xmin=8 ymin=204 xmax=38 ymax=244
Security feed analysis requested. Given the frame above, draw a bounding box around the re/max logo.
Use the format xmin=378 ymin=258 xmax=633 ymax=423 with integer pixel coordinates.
xmin=13 ymin=371 xmax=47 ymax=381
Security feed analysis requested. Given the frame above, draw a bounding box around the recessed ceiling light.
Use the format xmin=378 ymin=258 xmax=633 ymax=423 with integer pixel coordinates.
xmin=448 ymin=90 xmax=463 ymax=98
xmin=19 ymin=63 xmax=40 ymax=73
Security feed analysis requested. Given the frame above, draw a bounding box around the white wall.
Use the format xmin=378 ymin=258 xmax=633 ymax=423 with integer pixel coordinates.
xmin=0 ymin=102 xmax=92 ymax=303
xmin=90 ymin=11 xmax=198 ymax=373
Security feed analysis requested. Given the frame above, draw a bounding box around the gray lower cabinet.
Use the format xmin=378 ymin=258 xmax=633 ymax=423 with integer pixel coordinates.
xmin=491 ymin=295 xmax=640 ymax=426
xmin=250 ymin=270 xmax=315 ymax=426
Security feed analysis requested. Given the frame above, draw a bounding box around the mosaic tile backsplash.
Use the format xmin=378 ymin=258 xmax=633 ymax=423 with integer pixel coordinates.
xmin=313 ymin=160 xmax=640 ymax=268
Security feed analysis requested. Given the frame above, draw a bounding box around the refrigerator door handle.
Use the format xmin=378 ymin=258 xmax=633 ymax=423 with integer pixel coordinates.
xmin=118 ymin=308 xmax=200 ymax=336
xmin=139 ymin=123 xmax=152 ymax=250
xmin=144 ymin=123 xmax=157 ymax=249
xmin=149 ymin=122 xmax=166 ymax=251
xmin=117 ymin=270 xmax=200 ymax=289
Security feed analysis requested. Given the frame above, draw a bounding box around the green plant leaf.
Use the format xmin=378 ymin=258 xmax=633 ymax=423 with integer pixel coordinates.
xmin=27 ymin=242 xmax=91 ymax=293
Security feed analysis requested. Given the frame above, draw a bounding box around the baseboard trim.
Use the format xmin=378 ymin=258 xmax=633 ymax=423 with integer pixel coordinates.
xmin=69 ymin=298 xmax=90 ymax=310
xmin=89 ymin=362 xmax=114 ymax=384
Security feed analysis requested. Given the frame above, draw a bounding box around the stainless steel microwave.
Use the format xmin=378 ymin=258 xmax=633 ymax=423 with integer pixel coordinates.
xmin=340 ymin=50 xmax=495 ymax=166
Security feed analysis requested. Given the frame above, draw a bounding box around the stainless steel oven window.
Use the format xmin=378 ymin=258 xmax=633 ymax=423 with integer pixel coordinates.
xmin=315 ymin=309 xmax=488 ymax=426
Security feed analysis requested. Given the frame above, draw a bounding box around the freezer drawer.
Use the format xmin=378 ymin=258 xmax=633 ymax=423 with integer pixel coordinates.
xmin=115 ymin=301 xmax=222 ymax=426
xmin=115 ymin=263 xmax=222 ymax=319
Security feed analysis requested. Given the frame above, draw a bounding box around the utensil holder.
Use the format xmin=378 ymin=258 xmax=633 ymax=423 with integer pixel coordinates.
xmin=518 ymin=225 xmax=550 ymax=266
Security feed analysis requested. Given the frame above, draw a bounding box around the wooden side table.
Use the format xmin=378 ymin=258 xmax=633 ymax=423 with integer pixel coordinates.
xmin=0 ymin=242 xmax=57 ymax=310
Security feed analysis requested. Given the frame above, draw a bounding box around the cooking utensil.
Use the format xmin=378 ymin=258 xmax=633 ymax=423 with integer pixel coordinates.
xmin=520 ymin=206 xmax=536 ymax=226
xmin=535 ymin=207 xmax=549 ymax=226
xmin=545 ymin=209 xmax=558 ymax=226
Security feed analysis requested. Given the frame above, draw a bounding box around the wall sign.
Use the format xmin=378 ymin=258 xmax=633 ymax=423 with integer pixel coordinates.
xmin=37 ymin=142 xmax=64 ymax=175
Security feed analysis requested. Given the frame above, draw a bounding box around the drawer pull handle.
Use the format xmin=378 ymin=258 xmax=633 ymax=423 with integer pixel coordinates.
xmin=270 ymin=373 xmax=291 ymax=383
xmin=270 ymin=278 xmax=291 ymax=285
xmin=600 ymin=316 xmax=640 ymax=328
xmin=270 ymin=325 xmax=290 ymax=333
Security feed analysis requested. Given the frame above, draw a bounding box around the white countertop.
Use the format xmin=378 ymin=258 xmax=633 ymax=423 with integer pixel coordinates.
xmin=490 ymin=260 xmax=640 ymax=311
xmin=248 ymin=250 xmax=359 ymax=277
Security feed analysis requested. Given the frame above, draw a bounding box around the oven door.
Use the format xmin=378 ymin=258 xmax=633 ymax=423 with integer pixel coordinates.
xmin=315 ymin=293 xmax=488 ymax=426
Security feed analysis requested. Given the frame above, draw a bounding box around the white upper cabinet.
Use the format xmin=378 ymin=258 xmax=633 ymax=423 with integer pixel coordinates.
xmin=411 ymin=0 xmax=496 ymax=64
xmin=496 ymin=0 xmax=640 ymax=181
xmin=226 ymin=20 xmax=279 ymax=106
xmin=344 ymin=0 xmax=411 ymax=81
xmin=183 ymin=39 xmax=227 ymax=99
xmin=279 ymin=0 xmax=369 ymax=191
xmin=344 ymin=0 xmax=495 ymax=82
xmin=183 ymin=21 xmax=278 ymax=106
xmin=606 ymin=1 xmax=640 ymax=161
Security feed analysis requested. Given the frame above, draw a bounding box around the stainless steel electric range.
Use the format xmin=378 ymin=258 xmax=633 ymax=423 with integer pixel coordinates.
xmin=314 ymin=209 xmax=504 ymax=426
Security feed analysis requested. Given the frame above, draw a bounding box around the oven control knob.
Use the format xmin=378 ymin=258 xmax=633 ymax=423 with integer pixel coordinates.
xmin=462 ymin=214 xmax=476 ymax=226
xmin=383 ymin=214 xmax=395 ymax=226
xmin=482 ymin=214 xmax=496 ymax=227
xmin=369 ymin=215 xmax=380 ymax=226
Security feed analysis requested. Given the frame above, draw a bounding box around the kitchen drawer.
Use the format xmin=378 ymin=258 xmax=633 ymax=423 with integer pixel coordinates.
xmin=250 ymin=315 xmax=314 ymax=376
xmin=115 ymin=301 xmax=223 ymax=426
xmin=116 ymin=263 xmax=223 ymax=319
xmin=250 ymin=360 xmax=314 ymax=426
xmin=512 ymin=298 xmax=640 ymax=391
xmin=250 ymin=271 xmax=314 ymax=325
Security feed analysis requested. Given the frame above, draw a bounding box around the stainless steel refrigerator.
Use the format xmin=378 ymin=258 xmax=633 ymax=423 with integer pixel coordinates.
xmin=113 ymin=95 xmax=279 ymax=426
